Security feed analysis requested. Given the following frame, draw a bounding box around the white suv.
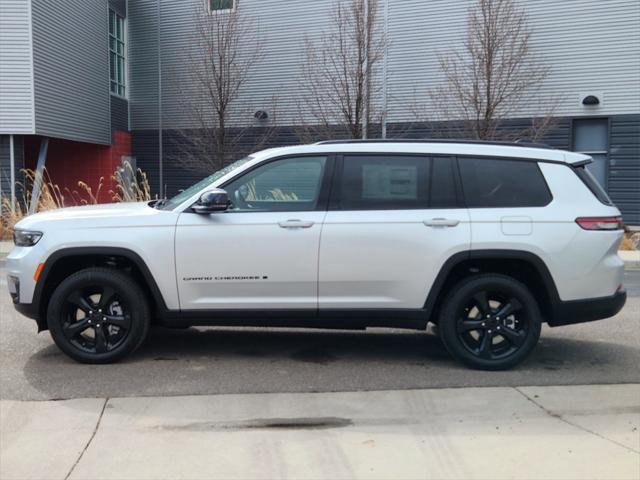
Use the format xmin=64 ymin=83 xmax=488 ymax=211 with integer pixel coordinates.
xmin=6 ymin=140 xmax=627 ymax=369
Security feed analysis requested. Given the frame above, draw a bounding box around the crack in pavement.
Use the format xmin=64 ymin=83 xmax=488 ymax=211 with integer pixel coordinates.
xmin=514 ymin=387 xmax=640 ymax=455
xmin=64 ymin=397 xmax=109 ymax=480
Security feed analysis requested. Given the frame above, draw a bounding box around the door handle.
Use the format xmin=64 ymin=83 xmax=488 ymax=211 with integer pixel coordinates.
xmin=423 ymin=218 xmax=460 ymax=228
xmin=278 ymin=219 xmax=315 ymax=229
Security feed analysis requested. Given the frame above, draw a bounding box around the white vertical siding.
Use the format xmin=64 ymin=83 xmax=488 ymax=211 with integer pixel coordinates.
xmin=0 ymin=0 xmax=34 ymax=134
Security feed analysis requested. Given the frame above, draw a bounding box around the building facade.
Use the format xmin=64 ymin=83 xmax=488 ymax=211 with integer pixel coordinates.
xmin=1 ymin=0 xmax=639 ymax=223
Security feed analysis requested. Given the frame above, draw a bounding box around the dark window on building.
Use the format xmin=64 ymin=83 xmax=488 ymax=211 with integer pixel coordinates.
xmin=459 ymin=158 xmax=552 ymax=208
xmin=210 ymin=0 xmax=235 ymax=11
xmin=572 ymin=118 xmax=609 ymax=190
xmin=340 ymin=155 xmax=455 ymax=210
xmin=109 ymin=10 xmax=126 ymax=97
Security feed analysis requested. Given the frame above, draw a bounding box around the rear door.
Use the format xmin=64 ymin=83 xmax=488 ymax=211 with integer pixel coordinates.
xmin=457 ymin=156 xmax=554 ymax=249
xmin=318 ymin=154 xmax=471 ymax=310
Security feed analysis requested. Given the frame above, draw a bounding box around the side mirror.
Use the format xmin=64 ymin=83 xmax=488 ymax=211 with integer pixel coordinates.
xmin=192 ymin=188 xmax=229 ymax=214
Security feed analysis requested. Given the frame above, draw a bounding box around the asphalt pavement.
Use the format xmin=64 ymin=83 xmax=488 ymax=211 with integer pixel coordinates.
xmin=1 ymin=269 xmax=639 ymax=401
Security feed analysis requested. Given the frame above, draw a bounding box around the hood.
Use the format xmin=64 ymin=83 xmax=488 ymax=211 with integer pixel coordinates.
xmin=15 ymin=202 xmax=170 ymax=230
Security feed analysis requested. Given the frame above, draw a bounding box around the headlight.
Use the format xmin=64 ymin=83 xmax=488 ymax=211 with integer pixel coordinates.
xmin=13 ymin=229 xmax=43 ymax=247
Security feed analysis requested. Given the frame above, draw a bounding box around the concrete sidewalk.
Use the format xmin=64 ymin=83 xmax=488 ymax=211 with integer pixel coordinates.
xmin=1 ymin=385 xmax=638 ymax=480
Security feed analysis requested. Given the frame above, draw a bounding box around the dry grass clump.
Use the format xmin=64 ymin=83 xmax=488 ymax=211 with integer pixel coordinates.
xmin=0 ymin=162 xmax=152 ymax=240
xmin=620 ymin=231 xmax=638 ymax=251
xmin=112 ymin=162 xmax=152 ymax=203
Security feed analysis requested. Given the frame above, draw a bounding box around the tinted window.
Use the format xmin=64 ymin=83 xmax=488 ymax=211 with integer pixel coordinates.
xmin=340 ymin=155 xmax=429 ymax=210
xmin=339 ymin=155 xmax=458 ymax=210
xmin=459 ymin=158 xmax=552 ymax=208
xmin=573 ymin=165 xmax=613 ymax=206
xmin=225 ymin=156 xmax=327 ymax=212
xmin=431 ymin=156 xmax=458 ymax=208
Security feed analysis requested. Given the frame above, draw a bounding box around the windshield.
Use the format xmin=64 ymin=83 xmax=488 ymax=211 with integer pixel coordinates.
xmin=156 ymin=157 xmax=252 ymax=210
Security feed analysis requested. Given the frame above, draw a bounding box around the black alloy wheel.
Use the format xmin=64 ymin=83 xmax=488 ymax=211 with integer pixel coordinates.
xmin=456 ymin=291 xmax=527 ymax=360
xmin=61 ymin=285 xmax=131 ymax=355
xmin=439 ymin=274 xmax=542 ymax=370
xmin=47 ymin=268 xmax=150 ymax=363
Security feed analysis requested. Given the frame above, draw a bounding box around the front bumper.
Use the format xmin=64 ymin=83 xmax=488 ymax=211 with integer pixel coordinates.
xmin=548 ymin=289 xmax=627 ymax=327
xmin=14 ymin=302 xmax=40 ymax=321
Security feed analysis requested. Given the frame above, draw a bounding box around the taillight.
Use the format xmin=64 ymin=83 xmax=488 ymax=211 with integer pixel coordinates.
xmin=575 ymin=216 xmax=624 ymax=230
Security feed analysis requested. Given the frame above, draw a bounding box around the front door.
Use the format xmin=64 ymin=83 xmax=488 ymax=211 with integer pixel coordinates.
xmin=319 ymin=154 xmax=471 ymax=310
xmin=176 ymin=155 xmax=332 ymax=310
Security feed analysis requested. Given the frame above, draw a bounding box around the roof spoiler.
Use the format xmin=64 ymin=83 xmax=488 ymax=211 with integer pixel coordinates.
xmin=315 ymin=138 xmax=554 ymax=149
xmin=571 ymin=158 xmax=593 ymax=167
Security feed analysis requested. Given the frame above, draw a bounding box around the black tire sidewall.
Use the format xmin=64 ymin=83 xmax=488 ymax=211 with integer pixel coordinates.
xmin=47 ymin=268 xmax=150 ymax=364
xmin=439 ymin=274 xmax=542 ymax=370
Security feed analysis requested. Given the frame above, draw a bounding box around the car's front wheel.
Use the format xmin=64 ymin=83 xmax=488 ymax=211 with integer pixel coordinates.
xmin=47 ymin=267 xmax=150 ymax=364
xmin=438 ymin=274 xmax=542 ymax=370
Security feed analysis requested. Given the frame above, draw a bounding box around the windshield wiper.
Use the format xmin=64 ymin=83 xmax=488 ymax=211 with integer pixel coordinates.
xmin=153 ymin=199 xmax=168 ymax=209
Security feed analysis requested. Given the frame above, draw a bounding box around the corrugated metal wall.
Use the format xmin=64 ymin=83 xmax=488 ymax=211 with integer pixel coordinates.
xmin=0 ymin=0 xmax=34 ymax=135
xmin=609 ymin=115 xmax=640 ymax=224
xmin=388 ymin=0 xmax=640 ymax=122
xmin=128 ymin=0 xmax=640 ymax=130
xmin=128 ymin=0 xmax=160 ymax=130
xmin=0 ymin=135 xmax=25 ymax=205
xmin=31 ymin=0 xmax=111 ymax=145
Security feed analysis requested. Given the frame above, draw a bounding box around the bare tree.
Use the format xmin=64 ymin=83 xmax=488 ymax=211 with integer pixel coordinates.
xmin=429 ymin=0 xmax=555 ymax=141
xmin=297 ymin=0 xmax=387 ymax=141
xmin=171 ymin=1 xmax=272 ymax=173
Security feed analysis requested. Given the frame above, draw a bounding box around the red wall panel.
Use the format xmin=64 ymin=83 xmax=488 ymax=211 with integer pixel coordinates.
xmin=24 ymin=132 xmax=131 ymax=204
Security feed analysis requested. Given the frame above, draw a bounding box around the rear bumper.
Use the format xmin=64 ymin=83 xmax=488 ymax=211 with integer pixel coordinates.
xmin=548 ymin=289 xmax=627 ymax=327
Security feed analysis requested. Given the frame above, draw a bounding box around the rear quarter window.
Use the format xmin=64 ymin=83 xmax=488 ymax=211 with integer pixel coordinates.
xmin=573 ymin=165 xmax=613 ymax=206
xmin=459 ymin=157 xmax=552 ymax=208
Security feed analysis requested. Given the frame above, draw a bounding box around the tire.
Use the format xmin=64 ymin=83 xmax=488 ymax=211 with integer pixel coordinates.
xmin=47 ymin=267 xmax=150 ymax=364
xmin=438 ymin=274 xmax=542 ymax=370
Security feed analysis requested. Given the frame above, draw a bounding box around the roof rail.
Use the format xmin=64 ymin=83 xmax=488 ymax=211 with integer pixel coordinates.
xmin=314 ymin=138 xmax=554 ymax=149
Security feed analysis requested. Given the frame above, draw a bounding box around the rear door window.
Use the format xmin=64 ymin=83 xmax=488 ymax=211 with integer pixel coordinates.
xmin=458 ymin=157 xmax=552 ymax=208
xmin=338 ymin=155 xmax=459 ymax=210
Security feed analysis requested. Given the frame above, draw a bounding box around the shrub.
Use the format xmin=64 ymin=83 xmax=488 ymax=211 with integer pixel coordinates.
xmin=0 ymin=162 xmax=152 ymax=240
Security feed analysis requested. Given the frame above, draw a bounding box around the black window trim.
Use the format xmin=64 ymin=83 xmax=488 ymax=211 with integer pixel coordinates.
xmin=210 ymin=153 xmax=336 ymax=213
xmin=572 ymin=164 xmax=613 ymax=206
xmin=456 ymin=154 xmax=554 ymax=209
xmin=329 ymin=153 xmax=465 ymax=211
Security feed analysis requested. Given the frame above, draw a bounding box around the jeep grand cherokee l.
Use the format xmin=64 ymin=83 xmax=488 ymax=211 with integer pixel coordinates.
xmin=6 ymin=140 xmax=626 ymax=369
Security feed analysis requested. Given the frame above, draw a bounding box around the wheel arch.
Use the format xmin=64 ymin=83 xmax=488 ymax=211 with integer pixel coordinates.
xmin=425 ymin=250 xmax=560 ymax=324
xmin=33 ymin=247 xmax=167 ymax=331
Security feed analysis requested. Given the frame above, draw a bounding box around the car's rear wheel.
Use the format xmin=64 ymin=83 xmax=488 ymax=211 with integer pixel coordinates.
xmin=47 ymin=267 xmax=150 ymax=364
xmin=438 ymin=274 xmax=541 ymax=370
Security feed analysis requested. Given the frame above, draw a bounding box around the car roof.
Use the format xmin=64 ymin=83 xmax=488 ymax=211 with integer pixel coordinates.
xmin=252 ymin=141 xmax=590 ymax=165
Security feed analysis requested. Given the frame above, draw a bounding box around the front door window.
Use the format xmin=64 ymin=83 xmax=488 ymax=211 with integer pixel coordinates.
xmin=224 ymin=156 xmax=327 ymax=212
